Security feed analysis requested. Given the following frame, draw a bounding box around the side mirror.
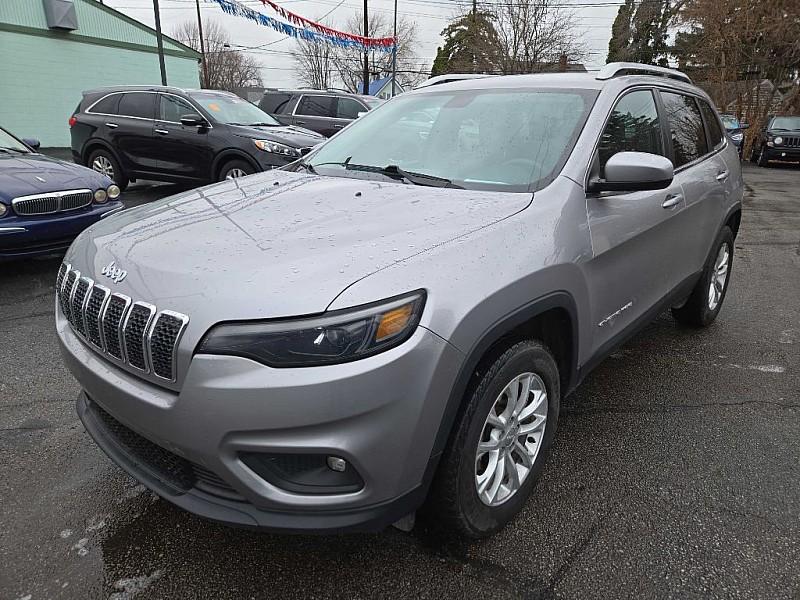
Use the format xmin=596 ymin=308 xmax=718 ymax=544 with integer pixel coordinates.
xmin=356 ymin=111 xmax=368 ymax=118
xmin=180 ymin=113 xmax=208 ymax=127
xmin=587 ymin=152 xmax=674 ymax=193
xmin=22 ymin=138 xmax=41 ymax=151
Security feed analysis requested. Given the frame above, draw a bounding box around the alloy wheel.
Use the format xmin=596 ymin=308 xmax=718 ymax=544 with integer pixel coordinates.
xmin=475 ymin=372 xmax=548 ymax=507
xmin=92 ymin=155 xmax=114 ymax=179
xmin=708 ymin=243 xmax=730 ymax=310
xmin=225 ymin=168 xmax=248 ymax=179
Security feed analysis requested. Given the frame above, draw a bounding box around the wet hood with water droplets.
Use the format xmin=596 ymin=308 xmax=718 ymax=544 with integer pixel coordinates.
xmin=66 ymin=170 xmax=531 ymax=327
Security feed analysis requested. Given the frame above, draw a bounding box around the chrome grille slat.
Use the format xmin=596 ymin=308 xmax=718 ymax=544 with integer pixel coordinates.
xmin=71 ymin=277 xmax=93 ymax=337
xmin=85 ymin=285 xmax=110 ymax=350
xmin=123 ymin=302 xmax=156 ymax=372
xmin=58 ymin=264 xmax=188 ymax=384
xmin=12 ymin=189 xmax=93 ymax=216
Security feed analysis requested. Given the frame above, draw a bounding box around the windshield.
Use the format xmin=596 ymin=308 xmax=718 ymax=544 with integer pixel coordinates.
xmin=771 ymin=116 xmax=800 ymax=130
xmin=306 ymin=88 xmax=596 ymax=192
xmin=0 ymin=127 xmax=30 ymax=153
xmin=189 ymin=92 xmax=281 ymax=126
xmin=721 ymin=116 xmax=740 ymax=129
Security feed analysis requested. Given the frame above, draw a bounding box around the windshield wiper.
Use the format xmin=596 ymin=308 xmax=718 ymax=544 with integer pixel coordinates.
xmin=0 ymin=146 xmax=26 ymax=154
xmin=346 ymin=163 xmax=463 ymax=189
xmin=296 ymin=161 xmax=318 ymax=174
xmin=247 ymin=122 xmax=279 ymax=127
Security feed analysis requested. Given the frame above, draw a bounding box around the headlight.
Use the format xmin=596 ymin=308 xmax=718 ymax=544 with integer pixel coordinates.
xmin=731 ymin=132 xmax=743 ymax=142
xmin=107 ymin=185 xmax=121 ymax=199
xmin=254 ymin=139 xmax=301 ymax=158
xmin=773 ymin=136 xmax=783 ymax=145
xmin=94 ymin=189 xmax=108 ymax=203
xmin=0 ymin=203 xmax=6 ymax=217
xmin=198 ymin=290 xmax=426 ymax=367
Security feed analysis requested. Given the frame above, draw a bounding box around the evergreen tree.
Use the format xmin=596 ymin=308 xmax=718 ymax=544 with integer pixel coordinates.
xmin=431 ymin=11 xmax=501 ymax=76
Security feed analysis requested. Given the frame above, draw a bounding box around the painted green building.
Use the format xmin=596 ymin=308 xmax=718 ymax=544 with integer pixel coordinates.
xmin=0 ymin=0 xmax=201 ymax=147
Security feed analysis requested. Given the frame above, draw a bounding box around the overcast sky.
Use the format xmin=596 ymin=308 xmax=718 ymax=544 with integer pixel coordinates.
xmin=104 ymin=0 xmax=621 ymax=88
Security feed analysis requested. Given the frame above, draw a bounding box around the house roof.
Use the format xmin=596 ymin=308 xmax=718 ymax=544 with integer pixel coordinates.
xmin=368 ymin=77 xmax=403 ymax=95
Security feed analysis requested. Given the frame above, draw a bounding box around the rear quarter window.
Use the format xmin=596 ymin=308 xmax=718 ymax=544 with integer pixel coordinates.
xmin=660 ymin=91 xmax=709 ymax=167
xmin=260 ymin=92 xmax=293 ymax=114
xmin=89 ymin=94 xmax=121 ymax=115
xmin=698 ymin=100 xmax=724 ymax=148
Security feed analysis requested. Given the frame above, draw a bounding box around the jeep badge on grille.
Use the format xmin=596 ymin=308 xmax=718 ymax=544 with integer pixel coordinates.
xmin=101 ymin=260 xmax=127 ymax=284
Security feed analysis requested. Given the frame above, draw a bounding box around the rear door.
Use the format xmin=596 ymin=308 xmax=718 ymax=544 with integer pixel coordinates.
xmin=110 ymin=92 xmax=159 ymax=174
xmin=152 ymin=93 xmax=214 ymax=181
xmin=334 ymin=96 xmax=368 ymax=133
xmin=292 ymin=95 xmax=338 ymax=136
xmin=658 ymin=90 xmax=723 ymax=278
xmin=584 ymin=88 xmax=688 ymax=353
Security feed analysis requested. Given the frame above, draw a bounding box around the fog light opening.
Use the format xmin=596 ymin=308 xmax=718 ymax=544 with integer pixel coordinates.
xmin=326 ymin=456 xmax=347 ymax=472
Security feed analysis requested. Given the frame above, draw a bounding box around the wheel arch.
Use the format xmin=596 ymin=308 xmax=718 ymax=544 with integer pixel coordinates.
xmin=82 ymin=139 xmax=123 ymax=168
xmin=212 ymin=150 xmax=261 ymax=180
xmin=725 ymin=206 xmax=742 ymax=239
xmin=429 ymin=291 xmax=579 ymax=462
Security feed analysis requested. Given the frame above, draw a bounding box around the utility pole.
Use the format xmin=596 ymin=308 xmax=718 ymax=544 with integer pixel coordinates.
xmin=153 ymin=0 xmax=167 ymax=85
xmin=362 ymin=0 xmax=369 ymax=95
xmin=195 ymin=0 xmax=208 ymax=87
xmin=391 ymin=0 xmax=397 ymax=97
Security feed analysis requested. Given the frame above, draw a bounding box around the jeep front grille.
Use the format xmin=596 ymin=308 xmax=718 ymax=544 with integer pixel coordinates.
xmin=58 ymin=263 xmax=188 ymax=382
xmin=782 ymin=136 xmax=799 ymax=148
xmin=12 ymin=189 xmax=93 ymax=216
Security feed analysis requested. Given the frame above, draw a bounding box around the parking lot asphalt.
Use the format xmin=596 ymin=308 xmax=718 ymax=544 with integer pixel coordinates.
xmin=1 ymin=164 xmax=798 ymax=600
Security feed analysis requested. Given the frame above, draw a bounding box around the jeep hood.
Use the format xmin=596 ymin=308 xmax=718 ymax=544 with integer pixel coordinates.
xmin=66 ymin=171 xmax=531 ymax=323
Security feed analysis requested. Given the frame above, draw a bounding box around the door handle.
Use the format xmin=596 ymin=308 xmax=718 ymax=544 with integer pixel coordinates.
xmin=662 ymin=193 xmax=683 ymax=209
xmin=295 ymin=120 xmax=306 ymax=125
xmin=155 ymin=129 xmax=169 ymax=135
xmin=333 ymin=124 xmax=344 ymax=130
xmin=715 ymin=170 xmax=729 ymax=181
xmin=105 ymin=123 xmax=118 ymax=129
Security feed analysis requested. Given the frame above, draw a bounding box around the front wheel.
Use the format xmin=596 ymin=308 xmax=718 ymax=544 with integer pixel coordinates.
xmin=425 ymin=340 xmax=560 ymax=539
xmin=218 ymin=159 xmax=255 ymax=181
xmin=672 ymin=226 xmax=734 ymax=327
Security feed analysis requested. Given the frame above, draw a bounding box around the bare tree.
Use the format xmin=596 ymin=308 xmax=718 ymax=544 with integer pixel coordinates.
xmin=485 ymin=0 xmax=587 ymax=74
xmin=328 ymin=11 xmax=425 ymax=92
xmin=293 ymin=36 xmax=335 ymax=89
xmin=172 ymin=20 xmax=263 ymax=90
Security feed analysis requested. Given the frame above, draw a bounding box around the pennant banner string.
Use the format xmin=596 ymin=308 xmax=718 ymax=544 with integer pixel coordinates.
xmin=205 ymin=0 xmax=395 ymax=52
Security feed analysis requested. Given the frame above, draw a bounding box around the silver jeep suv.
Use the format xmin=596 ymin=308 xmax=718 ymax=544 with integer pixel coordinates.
xmin=56 ymin=63 xmax=743 ymax=538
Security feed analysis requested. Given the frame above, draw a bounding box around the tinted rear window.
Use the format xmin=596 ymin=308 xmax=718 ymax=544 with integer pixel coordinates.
xmin=260 ymin=92 xmax=293 ymax=114
xmin=337 ymin=97 xmax=366 ymax=119
xmin=698 ymin=100 xmax=723 ymax=148
xmin=90 ymin=94 xmax=121 ymax=115
xmin=118 ymin=93 xmax=155 ymax=119
xmin=297 ymin=95 xmax=336 ymax=117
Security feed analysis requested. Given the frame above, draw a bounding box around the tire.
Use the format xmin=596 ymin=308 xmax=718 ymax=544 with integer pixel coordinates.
xmin=87 ymin=149 xmax=128 ymax=191
xmin=425 ymin=340 xmax=560 ymax=539
xmin=756 ymin=145 xmax=770 ymax=167
xmin=218 ymin=159 xmax=255 ymax=181
xmin=671 ymin=226 xmax=734 ymax=327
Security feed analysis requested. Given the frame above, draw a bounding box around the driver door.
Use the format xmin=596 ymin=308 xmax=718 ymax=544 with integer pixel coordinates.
xmin=583 ymin=88 xmax=687 ymax=354
xmin=152 ymin=93 xmax=214 ymax=181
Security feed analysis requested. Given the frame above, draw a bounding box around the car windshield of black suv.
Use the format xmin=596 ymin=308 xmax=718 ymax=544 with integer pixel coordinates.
xmin=771 ymin=116 xmax=800 ymax=130
xmin=189 ymin=92 xmax=282 ymax=127
xmin=0 ymin=128 xmax=31 ymax=154
xmin=304 ymin=88 xmax=596 ymax=192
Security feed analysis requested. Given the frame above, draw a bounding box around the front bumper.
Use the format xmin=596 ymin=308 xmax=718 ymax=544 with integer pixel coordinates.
xmin=58 ymin=311 xmax=463 ymax=531
xmin=0 ymin=201 xmax=123 ymax=259
xmin=764 ymin=146 xmax=800 ymax=161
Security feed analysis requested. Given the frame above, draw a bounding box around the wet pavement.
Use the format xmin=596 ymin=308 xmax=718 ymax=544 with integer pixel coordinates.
xmin=1 ymin=164 xmax=798 ymax=599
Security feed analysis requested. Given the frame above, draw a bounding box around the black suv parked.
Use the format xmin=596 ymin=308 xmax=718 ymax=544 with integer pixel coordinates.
xmin=70 ymin=86 xmax=324 ymax=190
xmin=750 ymin=114 xmax=800 ymax=167
xmin=259 ymin=89 xmax=383 ymax=137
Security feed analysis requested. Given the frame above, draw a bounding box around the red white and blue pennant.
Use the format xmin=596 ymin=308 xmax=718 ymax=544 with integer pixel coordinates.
xmin=206 ymin=0 xmax=396 ymax=52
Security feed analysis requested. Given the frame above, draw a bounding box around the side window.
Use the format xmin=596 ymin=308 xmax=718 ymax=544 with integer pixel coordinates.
xmin=90 ymin=94 xmax=121 ymax=115
xmin=259 ymin=92 xmax=292 ymax=114
xmin=698 ymin=100 xmax=723 ymax=148
xmin=159 ymin=94 xmax=196 ymax=122
xmin=598 ymin=90 xmax=663 ymax=173
xmin=296 ymin=95 xmax=336 ymax=118
xmin=118 ymin=93 xmax=155 ymax=119
xmin=336 ymin=97 xmax=365 ymax=120
xmin=661 ymin=92 xmax=709 ymax=167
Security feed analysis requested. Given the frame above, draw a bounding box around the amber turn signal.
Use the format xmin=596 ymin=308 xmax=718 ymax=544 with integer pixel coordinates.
xmin=375 ymin=304 xmax=414 ymax=341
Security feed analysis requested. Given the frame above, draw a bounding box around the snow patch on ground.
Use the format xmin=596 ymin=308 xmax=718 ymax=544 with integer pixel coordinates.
xmin=109 ymin=570 xmax=163 ymax=600
xmin=748 ymin=364 xmax=785 ymax=373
